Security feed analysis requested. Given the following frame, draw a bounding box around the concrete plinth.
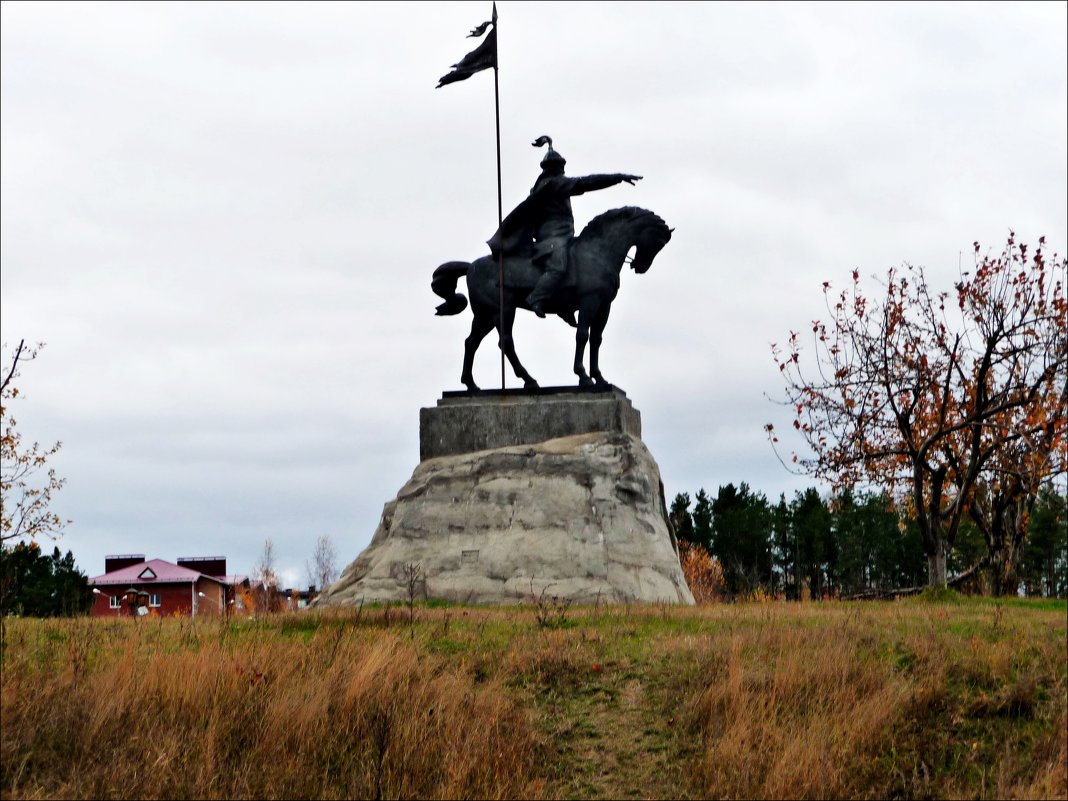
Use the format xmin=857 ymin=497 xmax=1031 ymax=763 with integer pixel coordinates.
xmin=419 ymin=385 xmax=641 ymax=461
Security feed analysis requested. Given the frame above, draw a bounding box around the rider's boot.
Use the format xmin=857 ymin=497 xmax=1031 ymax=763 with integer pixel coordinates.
xmin=527 ymin=272 xmax=562 ymax=319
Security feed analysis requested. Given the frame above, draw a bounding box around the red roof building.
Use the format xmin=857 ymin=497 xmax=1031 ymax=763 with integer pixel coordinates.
xmin=88 ymin=555 xmax=248 ymax=617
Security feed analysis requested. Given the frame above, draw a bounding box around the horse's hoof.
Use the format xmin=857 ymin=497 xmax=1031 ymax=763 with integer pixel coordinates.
xmin=524 ymin=378 xmax=540 ymax=390
xmin=578 ymin=376 xmax=594 ymax=387
xmin=594 ymin=376 xmax=608 ymax=386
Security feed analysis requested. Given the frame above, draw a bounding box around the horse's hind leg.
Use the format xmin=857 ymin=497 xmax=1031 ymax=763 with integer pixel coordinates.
xmin=462 ymin=312 xmax=495 ymax=391
xmin=499 ymin=304 xmax=539 ymax=389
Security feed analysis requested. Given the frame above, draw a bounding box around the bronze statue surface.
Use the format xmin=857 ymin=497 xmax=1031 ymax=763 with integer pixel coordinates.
xmin=433 ymin=137 xmax=671 ymax=391
xmin=487 ymin=136 xmax=643 ymax=319
xmin=432 ymin=137 xmax=671 ymax=392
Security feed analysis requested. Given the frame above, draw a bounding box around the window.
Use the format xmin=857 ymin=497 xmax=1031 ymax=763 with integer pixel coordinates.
xmin=149 ymin=593 xmax=161 ymax=607
xmin=109 ymin=595 xmax=121 ymax=609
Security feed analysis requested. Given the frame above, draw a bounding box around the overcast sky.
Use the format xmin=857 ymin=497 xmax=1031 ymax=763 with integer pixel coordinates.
xmin=2 ymin=1 xmax=1066 ymax=589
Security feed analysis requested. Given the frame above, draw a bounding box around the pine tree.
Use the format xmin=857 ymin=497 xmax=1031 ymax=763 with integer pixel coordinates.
xmin=669 ymin=492 xmax=695 ymax=544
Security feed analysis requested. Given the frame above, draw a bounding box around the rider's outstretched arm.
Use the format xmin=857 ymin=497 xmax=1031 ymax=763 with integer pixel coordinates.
xmin=569 ymin=173 xmax=643 ymax=196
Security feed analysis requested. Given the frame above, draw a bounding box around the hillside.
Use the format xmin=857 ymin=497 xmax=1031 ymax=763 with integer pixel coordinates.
xmin=1 ymin=595 xmax=1065 ymax=799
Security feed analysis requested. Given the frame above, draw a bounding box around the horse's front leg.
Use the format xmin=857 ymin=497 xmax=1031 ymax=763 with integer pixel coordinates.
xmin=461 ymin=312 xmax=496 ymax=391
xmin=499 ymin=301 xmax=539 ymax=389
xmin=573 ymin=296 xmax=600 ymax=387
xmin=589 ymin=303 xmax=612 ymax=385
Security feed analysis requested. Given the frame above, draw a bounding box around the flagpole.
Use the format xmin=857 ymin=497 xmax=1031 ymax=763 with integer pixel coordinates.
xmin=492 ymin=3 xmax=504 ymax=390
xmin=435 ymin=2 xmax=503 ymax=390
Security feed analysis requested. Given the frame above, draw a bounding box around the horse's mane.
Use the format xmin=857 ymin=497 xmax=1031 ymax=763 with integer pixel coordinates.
xmin=578 ymin=206 xmax=666 ymax=240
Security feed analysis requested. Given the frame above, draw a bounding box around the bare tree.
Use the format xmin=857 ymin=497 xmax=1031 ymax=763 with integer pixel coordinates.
xmin=2 ymin=341 xmax=68 ymax=544
xmin=253 ymin=538 xmax=280 ymax=613
xmin=306 ymin=535 xmax=338 ymax=593
xmin=402 ymin=562 xmax=424 ymax=635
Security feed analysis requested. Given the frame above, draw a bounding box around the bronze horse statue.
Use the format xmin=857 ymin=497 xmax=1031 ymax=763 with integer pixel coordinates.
xmin=432 ymin=206 xmax=672 ymax=391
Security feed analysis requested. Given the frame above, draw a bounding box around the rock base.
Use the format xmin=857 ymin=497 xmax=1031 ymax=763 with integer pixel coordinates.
xmin=316 ymin=430 xmax=694 ymax=607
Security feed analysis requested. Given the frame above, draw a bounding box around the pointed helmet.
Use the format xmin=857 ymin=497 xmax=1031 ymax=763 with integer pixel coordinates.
xmin=532 ymin=135 xmax=566 ymax=168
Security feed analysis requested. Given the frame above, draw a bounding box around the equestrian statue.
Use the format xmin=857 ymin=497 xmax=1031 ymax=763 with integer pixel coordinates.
xmin=432 ymin=136 xmax=672 ymax=391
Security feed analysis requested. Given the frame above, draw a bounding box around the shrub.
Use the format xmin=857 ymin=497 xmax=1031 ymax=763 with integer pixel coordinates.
xmin=679 ymin=542 xmax=725 ymax=603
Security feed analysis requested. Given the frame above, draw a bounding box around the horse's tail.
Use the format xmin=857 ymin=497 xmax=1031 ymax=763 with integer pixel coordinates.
xmin=432 ymin=261 xmax=470 ymax=316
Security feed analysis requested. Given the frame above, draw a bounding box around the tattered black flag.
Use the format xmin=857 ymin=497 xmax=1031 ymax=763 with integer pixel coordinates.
xmin=436 ymin=4 xmax=497 ymax=88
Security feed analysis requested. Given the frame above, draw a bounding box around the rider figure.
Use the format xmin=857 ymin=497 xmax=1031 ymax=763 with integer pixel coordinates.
xmin=522 ymin=136 xmax=642 ymax=317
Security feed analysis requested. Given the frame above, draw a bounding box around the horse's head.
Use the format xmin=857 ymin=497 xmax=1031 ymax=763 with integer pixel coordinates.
xmin=578 ymin=206 xmax=673 ymax=275
xmin=629 ymin=210 xmax=673 ymax=274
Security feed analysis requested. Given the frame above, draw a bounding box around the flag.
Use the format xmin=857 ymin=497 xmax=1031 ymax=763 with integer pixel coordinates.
xmin=436 ymin=5 xmax=497 ymax=88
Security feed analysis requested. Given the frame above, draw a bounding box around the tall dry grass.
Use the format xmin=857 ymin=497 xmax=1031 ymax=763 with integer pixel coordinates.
xmin=0 ymin=616 xmax=543 ymax=800
xmin=683 ymin=623 xmax=906 ymax=798
xmin=1 ymin=599 xmax=1064 ymax=800
xmin=679 ymin=603 xmax=1067 ymax=800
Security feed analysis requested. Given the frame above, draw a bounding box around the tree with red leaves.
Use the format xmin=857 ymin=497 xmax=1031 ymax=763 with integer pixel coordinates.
xmin=768 ymin=235 xmax=1066 ymax=589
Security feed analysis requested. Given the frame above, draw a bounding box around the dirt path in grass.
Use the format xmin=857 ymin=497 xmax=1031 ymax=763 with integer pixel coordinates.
xmin=534 ymin=658 xmax=699 ymax=800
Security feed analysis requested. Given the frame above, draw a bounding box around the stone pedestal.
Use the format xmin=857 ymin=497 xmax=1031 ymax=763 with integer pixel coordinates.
xmin=316 ymin=387 xmax=694 ymax=607
xmin=419 ymin=385 xmax=641 ymax=460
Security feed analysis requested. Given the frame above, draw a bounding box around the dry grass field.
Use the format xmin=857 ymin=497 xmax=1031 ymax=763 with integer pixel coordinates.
xmin=1 ymin=593 xmax=1065 ymax=800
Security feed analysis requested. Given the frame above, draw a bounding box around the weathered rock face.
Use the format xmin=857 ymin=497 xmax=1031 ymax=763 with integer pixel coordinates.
xmin=316 ymin=432 xmax=694 ymax=606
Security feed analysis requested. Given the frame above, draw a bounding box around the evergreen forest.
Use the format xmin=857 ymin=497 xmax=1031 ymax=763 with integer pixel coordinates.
xmin=670 ymin=482 xmax=1067 ymax=599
